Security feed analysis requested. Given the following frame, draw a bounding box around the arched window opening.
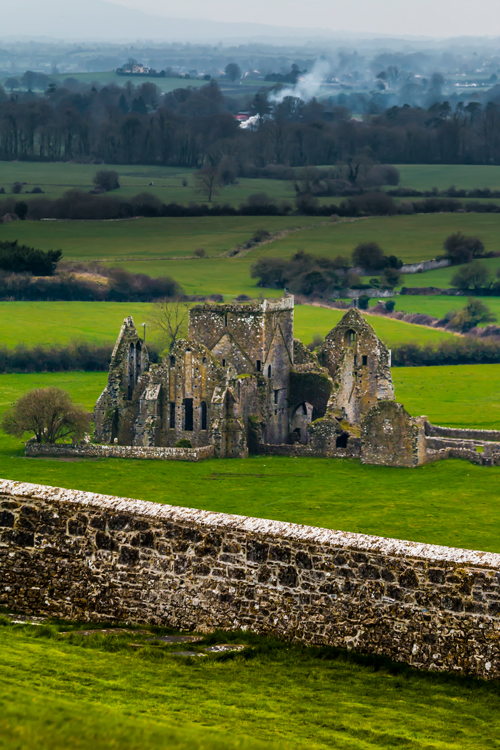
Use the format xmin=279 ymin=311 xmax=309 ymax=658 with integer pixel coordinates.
xmin=183 ymin=399 xmax=193 ymax=431
xmin=345 ymin=329 xmax=357 ymax=348
xmin=202 ymin=357 xmax=207 ymax=364
xmin=222 ymin=358 xmax=226 ymax=367
xmin=170 ymin=355 xmax=175 ymax=367
xmin=169 ymin=402 xmax=176 ymax=429
xmin=256 ymin=360 xmax=261 ymax=372
xmin=200 ymin=401 xmax=207 ymax=430
xmin=136 ymin=341 xmax=142 ymax=378
xmin=267 ymin=364 xmax=272 ymax=378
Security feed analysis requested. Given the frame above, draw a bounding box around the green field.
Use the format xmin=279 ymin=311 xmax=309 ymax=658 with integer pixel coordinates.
xmin=1 ymin=367 xmax=499 ymax=552
xmin=376 ymin=294 xmax=500 ymax=323
xmin=3 ymin=621 xmax=500 ymax=750
xmin=4 ymin=212 xmax=500 ymax=295
xmin=0 ymin=161 xmax=297 ymax=207
xmin=396 ymin=164 xmax=500 ymax=192
xmin=0 ymin=301 xmax=455 ymax=350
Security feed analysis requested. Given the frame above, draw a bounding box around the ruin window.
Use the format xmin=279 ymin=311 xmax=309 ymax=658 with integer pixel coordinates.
xmin=183 ymin=399 xmax=193 ymax=431
xmin=127 ymin=342 xmax=135 ymax=400
xmin=224 ymin=314 xmax=228 ymax=327
xmin=336 ymin=433 xmax=349 ymax=448
xmin=170 ymin=356 xmax=175 ymax=367
xmin=268 ymin=364 xmax=272 ymax=378
xmin=200 ymin=401 xmax=207 ymax=430
xmin=169 ymin=402 xmax=176 ymax=429
xmin=256 ymin=360 xmax=261 ymax=372
xmin=202 ymin=357 xmax=207 ymax=364
xmin=136 ymin=341 xmax=142 ymax=377
xmin=345 ymin=329 xmax=357 ymax=347
xmin=222 ymin=358 xmax=226 ymax=367
xmin=274 ymin=389 xmax=279 ymax=404
xmin=362 ymin=355 xmax=368 ymax=366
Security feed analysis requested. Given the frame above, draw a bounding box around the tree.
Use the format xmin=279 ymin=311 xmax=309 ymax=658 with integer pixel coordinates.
xmin=225 ymin=63 xmax=241 ymax=82
xmin=447 ymin=298 xmax=497 ymax=332
xmin=14 ymin=201 xmax=28 ymax=221
xmin=443 ymin=232 xmax=485 ymax=264
xmin=352 ymin=242 xmax=385 ymax=270
xmin=4 ymin=77 xmax=19 ymax=92
xmin=1 ymin=387 xmax=90 ymax=444
xmin=194 ymin=164 xmax=221 ymax=202
xmin=451 ymin=261 xmax=491 ymax=291
xmin=148 ymin=298 xmax=190 ymax=351
xmin=383 ymin=267 xmax=402 ymax=287
xmin=92 ymin=169 xmax=120 ymax=192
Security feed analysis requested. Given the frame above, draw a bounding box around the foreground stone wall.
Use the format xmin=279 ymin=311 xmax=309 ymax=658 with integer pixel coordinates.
xmin=2 ymin=479 xmax=500 ymax=679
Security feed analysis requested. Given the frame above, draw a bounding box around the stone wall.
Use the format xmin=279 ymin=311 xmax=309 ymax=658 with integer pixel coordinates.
xmin=2 ymin=478 xmax=500 ymax=679
xmin=426 ymin=424 xmax=500 ymax=442
xmin=25 ymin=442 xmax=214 ymax=462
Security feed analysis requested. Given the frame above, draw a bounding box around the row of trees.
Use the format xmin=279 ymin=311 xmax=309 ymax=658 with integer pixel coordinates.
xmin=3 ymin=79 xmax=500 ymax=165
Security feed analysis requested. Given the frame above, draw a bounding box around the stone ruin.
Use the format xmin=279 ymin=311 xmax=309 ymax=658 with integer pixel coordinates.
xmin=91 ymin=295 xmax=500 ymax=467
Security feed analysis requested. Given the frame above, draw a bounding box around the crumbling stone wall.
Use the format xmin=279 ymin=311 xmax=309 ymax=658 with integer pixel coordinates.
xmin=2 ymin=479 xmax=500 ymax=680
xmin=361 ymin=401 xmax=428 ymax=467
xmin=320 ymin=309 xmax=394 ymax=425
xmin=25 ymin=442 xmax=214 ymax=461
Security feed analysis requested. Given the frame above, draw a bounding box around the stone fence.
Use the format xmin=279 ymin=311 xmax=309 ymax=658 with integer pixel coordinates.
xmin=400 ymin=259 xmax=451 ymax=274
xmin=25 ymin=441 xmax=214 ymax=462
xmin=2 ymin=478 xmax=500 ymax=679
xmin=425 ymin=424 xmax=500 ymax=443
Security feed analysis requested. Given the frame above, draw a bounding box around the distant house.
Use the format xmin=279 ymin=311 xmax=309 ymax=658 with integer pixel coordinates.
xmin=117 ymin=64 xmax=165 ymax=78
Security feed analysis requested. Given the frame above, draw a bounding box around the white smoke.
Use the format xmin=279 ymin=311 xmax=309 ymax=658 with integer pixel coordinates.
xmin=268 ymin=59 xmax=331 ymax=105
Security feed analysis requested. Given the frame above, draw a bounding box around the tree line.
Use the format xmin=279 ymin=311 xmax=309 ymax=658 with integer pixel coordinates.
xmin=3 ymin=79 xmax=500 ymax=166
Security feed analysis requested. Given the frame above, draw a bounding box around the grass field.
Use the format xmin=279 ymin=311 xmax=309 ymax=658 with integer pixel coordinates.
xmin=3 ymin=212 xmax=500 ymax=295
xmin=0 ymin=301 xmax=456 ymax=349
xmin=396 ymin=164 xmax=500 ymax=192
xmin=3 ymin=622 xmax=500 ymax=750
xmin=1 ymin=367 xmax=499 ymax=552
xmin=0 ymin=161 xmax=297 ymax=207
xmin=375 ymin=294 xmax=500 ymax=323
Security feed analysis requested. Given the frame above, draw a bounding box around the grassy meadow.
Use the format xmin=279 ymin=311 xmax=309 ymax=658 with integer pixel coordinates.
xmin=376 ymin=293 xmax=500 ymax=323
xmin=1 ymin=367 xmax=500 ymax=552
xmin=0 ymin=301 xmax=456 ymax=350
xmin=3 ymin=622 xmax=500 ymax=750
xmin=396 ymin=164 xmax=500 ymax=192
xmin=3 ymin=211 xmax=500 ymax=294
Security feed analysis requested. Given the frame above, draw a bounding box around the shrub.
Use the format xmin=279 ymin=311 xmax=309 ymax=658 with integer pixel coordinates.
xmin=175 ymin=439 xmax=192 ymax=448
xmin=385 ymin=299 xmax=396 ymax=312
xmin=0 ymin=240 xmax=62 ymax=276
xmin=392 ymin=338 xmax=500 ymax=366
xmin=92 ymin=169 xmax=120 ymax=192
xmin=194 ymin=247 xmax=206 ymax=258
xmin=446 ymin=298 xmax=497 ymax=332
xmin=358 ymin=294 xmax=370 ymax=310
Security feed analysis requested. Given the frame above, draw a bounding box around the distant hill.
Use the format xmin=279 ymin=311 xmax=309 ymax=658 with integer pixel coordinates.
xmin=0 ymin=0 xmax=332 ymax=43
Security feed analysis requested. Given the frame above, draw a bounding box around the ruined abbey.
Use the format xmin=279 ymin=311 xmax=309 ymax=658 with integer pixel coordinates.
xmin=90 ymin=295 xmax=500 ymax=467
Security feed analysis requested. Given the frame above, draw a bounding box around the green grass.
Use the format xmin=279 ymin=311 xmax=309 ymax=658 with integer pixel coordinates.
xmin=0 ymin=161 xmax=297 ymax=207
xmin=396 ymin=164 xmax=500 ymax=192
xmin=1 ymin=368 xmax=500 ymax=553
xmin=0 ymin=301 xmax=456 ymax=350
xmin=374 ymin=294 xmax=500 ymax=324
xmin=253 ymin=214 xmax=500 ymax=264
xmin=3 ymin=623 xmax=500 ymax=750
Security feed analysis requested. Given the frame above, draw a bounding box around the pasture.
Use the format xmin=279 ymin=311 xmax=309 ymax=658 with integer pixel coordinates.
xmin=396 ymin=164 xmax=500 ymax=192
xmin=380 ymin=294 xmax=500 ymax=324
xmin=0 ymin=301 xmax=456 ymax=350
xmin=1 ymin=366 xmax=500 ymax=552
xmin=3 ymin=623 xmax=500 ymax=750
xmin=0 ymin=161 xmax=296 ymax=207
xmin=3 ymin=212 xmax=500 ymax=294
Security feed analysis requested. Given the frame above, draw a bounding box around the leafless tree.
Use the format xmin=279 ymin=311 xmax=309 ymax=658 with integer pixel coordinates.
xmin=193 ymin=164 xmax=221 ymax=202
xmin=1 ymin=387 xmax=90 ymax=444
xmin=148 ymin=298 xmax=190 ymax=351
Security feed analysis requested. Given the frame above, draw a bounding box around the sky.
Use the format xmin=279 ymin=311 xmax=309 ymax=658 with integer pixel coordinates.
xmin=105 ymin=0 xmax=500 ymax=38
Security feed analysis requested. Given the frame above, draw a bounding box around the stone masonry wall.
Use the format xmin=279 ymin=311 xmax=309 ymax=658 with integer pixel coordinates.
xmin=2 ymin=479 xmax=500 ymax=679
xmin=25 ymin=443 xmax=214 ymax=462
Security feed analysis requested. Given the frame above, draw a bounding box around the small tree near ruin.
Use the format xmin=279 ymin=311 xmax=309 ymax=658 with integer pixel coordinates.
xmin=1 ymin=387 xmax=90 ymax=444
xmin=148 ymin=298 xmax=190 ymax=352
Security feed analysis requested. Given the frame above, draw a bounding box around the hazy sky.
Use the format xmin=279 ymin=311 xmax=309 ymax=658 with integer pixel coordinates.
xmin=106 ymin=0 xmax=500 ymax=38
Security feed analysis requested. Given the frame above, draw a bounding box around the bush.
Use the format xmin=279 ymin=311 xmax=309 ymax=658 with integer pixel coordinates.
xmin=92 ymin=169 xmax=120 ymax=192
xmin=443 ymin=232 xmax=485 ymax=264
xmin=0 ymin=240 xmax=62 ymax=276
xmin=392 ymin=338 xmax=500 ymax=367
xmin=358 ymin=294 xmax=370 ymax=310
xmin=385 ymin=299 xmax=396 ymax=312
xmin=175 ymin=439 xmax=192 ymax=448
xmin=194 ymin=247 xmax=206 ymax=258
xmin=446 ymin=298 xmax=497 ymax=332
xmin=352 ymin=242 xmax=385 ymax=270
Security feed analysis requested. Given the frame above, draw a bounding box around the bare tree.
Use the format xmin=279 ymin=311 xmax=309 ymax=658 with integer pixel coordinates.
xmin=194 ymin=164 xmax=221 ymax=202
xmin=1 ymin=387 xmax=90 ymax=444
xmin=148 ymin=298 xmax=190 ymax=351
